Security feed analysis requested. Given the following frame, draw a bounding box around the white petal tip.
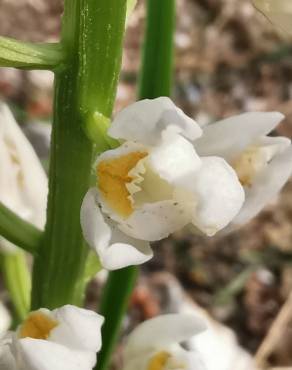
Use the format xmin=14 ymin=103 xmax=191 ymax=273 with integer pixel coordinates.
xmin=101 ymin=243 xmax=153 ymax=270
xmin=266 ymin=111 xmax=285 ymax=124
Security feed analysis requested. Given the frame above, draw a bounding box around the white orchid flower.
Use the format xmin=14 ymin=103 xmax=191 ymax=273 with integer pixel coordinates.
xmin=253 ymin=0 xmax=292 ymax=35
xmin=0 ymin=303 xmax=11 ymax=338
xmin=123 ymin=314 xmax=206 ymax=370
xmin=0 ymin=103 xmax=48 ymax=250
xmin=81 ymin=97 xmax=244 ymax=270
xmin=195 ymin=112 xmax=292 ymax=226
xmin=0 ymin=305 xmax=104 ymax=370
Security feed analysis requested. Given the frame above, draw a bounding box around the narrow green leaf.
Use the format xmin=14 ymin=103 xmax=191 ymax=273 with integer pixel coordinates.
xmin=1 ymin=251 xmax=31 ymax=322
xmin=0 ymin=202 xmax=42 ymax=254
xmin=0 ymin=37 xmax=65 ymax=70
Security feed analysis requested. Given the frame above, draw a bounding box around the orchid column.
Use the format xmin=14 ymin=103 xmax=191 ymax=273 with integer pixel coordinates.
xmin=32 ymin=0 xmax=127 ymax=309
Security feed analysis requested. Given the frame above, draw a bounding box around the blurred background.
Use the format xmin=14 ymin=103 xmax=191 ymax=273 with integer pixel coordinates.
xmin=1 ymin=0 xmax=292 ymax=369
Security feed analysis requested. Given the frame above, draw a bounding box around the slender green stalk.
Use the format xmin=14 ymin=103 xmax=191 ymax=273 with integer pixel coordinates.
xmin=0 ymin=202 xmax=42 ymax=254
xmin=139 ymin=0 xmax=175 ymax=98
xmin=0 ymin=37 xmax=64 ymax=70
xmin=95 ymin=2 xmax=175 ymax=370
xmin=96 ymin=267 xmax=138 ymax=370
xmin=31 ymin=0 xmax=127 ymax=310
xmin=1 ymin=251 xmax=31 ymax=322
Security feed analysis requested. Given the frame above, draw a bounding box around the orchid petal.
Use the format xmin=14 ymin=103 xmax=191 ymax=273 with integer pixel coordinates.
xmin=233 ymin=146 xmax=292 ymax=225
xmin=18 ymin=339 xmax=96 ymax=370
xmin=195 ymin=112 xmax=284 ymax=161
xmin=0 ymin=345 xmax=17 ymax=370
xmin=100 ymin=221 xmax=153 ymax=269
xmin=125 ymin=314 xmax=206 ymax=354
xmin=148 ymin=128 xmax=201 ymax=186
xmin=108 ymin=97 xmax=202 ymax=146
xmin=50 ymin=305 xmax=104 ymax=353
xmin=0 ymin=103 xmax=47 ymax=228
xmin=187 ymin=157 xmax=245 ymax=236
xmin=118 ymin=200 xmax=192 ymax=241
xmin=80 ymin=188 xmax=112 ymax=255
xmin=81 ymin=189 xmax=153 ymax=269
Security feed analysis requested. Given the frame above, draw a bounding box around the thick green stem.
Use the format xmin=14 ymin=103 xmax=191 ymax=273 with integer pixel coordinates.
xmin=1 ymin=251 xmax=31 ymax=322
xmin=0 ymin=202 xmax=42 ymax=254
xmin=31 ymin=0 xmax=127 ymax=310
xmin=96 ymin=2 xmax=175 ymax=370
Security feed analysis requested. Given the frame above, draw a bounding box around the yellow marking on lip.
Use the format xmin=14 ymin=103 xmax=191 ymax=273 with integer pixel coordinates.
xmin=147 ymin=351 xmax=170 ymax=370
xmin=97 ymin=151 xmax=147 ymax=217
xmin=19 ymin=312 xmax=58 ymax=340
xmin=232 ymin=146 xmax=266 ymax=187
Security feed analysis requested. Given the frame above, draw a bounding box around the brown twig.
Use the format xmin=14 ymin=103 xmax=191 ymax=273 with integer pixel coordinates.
xmin=255 ymin=292 xmax=292 ymax=368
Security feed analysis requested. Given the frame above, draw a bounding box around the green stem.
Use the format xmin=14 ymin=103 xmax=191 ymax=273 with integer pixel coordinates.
xmin=96 ymin=267 xmax=138 ymax=370
xmin=138 ymin=0 xmax=175 ymax=98
xmin=0 ymin=202 xmax=42 ymax=254
xmin=95 ymin=1 xmax=175 ymax=370
xmin=31 ymin=0 xmax=127 ymax=310
xmin=1 ymin=251 xmax=31 ymax=322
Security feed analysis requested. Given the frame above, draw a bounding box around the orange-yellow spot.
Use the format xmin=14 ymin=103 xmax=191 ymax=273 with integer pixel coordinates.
xmin=97 ymin=151 xmax=147 ymax=217
xmin=232 ymin=149 xmax=257 ymax=187
xmin=233 ymin=165 xmax=252 ymax=187
xmin=19 ymin=312 xmax=58 ymax=340
xmin=147 ymin=351 xmax=170 ymax=370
